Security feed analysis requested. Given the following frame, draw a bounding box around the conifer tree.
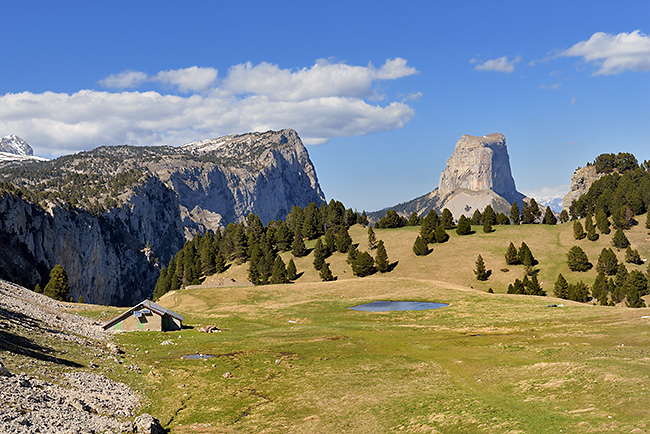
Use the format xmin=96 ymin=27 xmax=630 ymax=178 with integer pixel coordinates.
xmin=596 ymin=248 xmax=618 ymax=275
xmin=291 ymin=230 xmax=308 ymax=257
xmin=367 ymin=227 xmax=378 ymax=250
xmin=573 ymin=220 xmax=586 ymax=240
xmin=413 ymin=235 xmax=430 ymax=256
xmin=351 ymin=251 xmax=375 ymax=277
xmin=612 ymin=228 xmax=630 ymax=249
xmin=336 ymin=226 xmax=352 ymax=253
xmin=324 ymin=227 xmax=337 ymax=254
xmin=483 ymin=205 xmax=496 ymax=225
xmin=420 ymin=210 xmax=439 ymax=243
xmin=471 ymin=209 xmax=482 ymax=225
xmin=357 ymin=211 xmax=369 ymax=227
xmin=612 ymin=263 xmax=629 ymax=303
xmin=313 ymin=238 xmax=327 ymax=271
xmin=505 ymin=242 xmax=519 ymax=265
xmin=592 ymin=272 xmax=610 ymax=304
xmin=435 ymin=224 xmax=449 ymax=243
xmin=568 ymin=281 xmax=590 ymax=303
xmin=44 ymin=264 xmax=70 ymax=301
xmin=482 ymin=219 xmax=492 ymax=233
xmin=441 ymin=208 xmax=454 ymax=229
xmin=270 ymin=256 xmax=288 ymax=284
xmin=319 ymin=263 xmax=335 ymax=281
xmin=625 ymin=270 xmax=648 ymax=308
xmin=553 ymin=274 xmax=569 ymax=299
xmin=78 ymin=295 xmax=84 ymax=304
xmin=375 ymin=240 xmax=390 ymax=273
xmin=287 ymin=259 xmax=298 ymax=281
xmin=34 ymin=283 xmax=43 ymax=294
xmin=275 ymin=221 xmax=293 ymax=251
xmin=585 ymin=214 xmax=599 ymax=241
xmin=474 ymin=255 xmax=488 ymax=281
xmin=542 ymin=206 xmax=557 ymax=225
xmin=496 ymin=212 xmax=510 ymax=225
xmin=347 ymin=245 xmax=359 ymax=264
xmin=596 ymin=208 xmax=611 ymax=234
xmin=567 ymin=246 xmax=592 ymax=271
xmin=525 ymin=274 xmax=545 ymax=296
xmin=510 ymin=201 xmax=521 ymax=225
xmin=522 ymin=199 xmax=541 ymax=224
xmin=407 ymin=211 xmax=421 ymax=226
xmin=507 ymin=278 xmax=525 ymax=294
xmin=214 ymin=251 xmax=226 ymax=274
xmin=302 ymin=202 xmax=322 ymax=240
xmin=456 ymin=215 xmax=472 ymax=235
xmin=625 ymin=246 xmax=643 ymax=265
xmin=518 ymin=242 xmax=535 ymax=267
xmin=153 ymin=267 xmax=171 ymax=300
xmin=559 ymin=209 xmax=570 ymax=223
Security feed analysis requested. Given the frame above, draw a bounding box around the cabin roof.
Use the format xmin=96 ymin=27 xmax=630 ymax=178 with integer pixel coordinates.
xmin=101 ymin=299 xmax=184 ymax=330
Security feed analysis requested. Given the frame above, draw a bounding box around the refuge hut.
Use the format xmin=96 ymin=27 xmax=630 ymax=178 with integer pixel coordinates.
xmin=102 ymin=299 xmax=184 ymax=332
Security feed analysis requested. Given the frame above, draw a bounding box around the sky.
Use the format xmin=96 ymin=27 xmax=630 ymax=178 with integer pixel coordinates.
xmin=1 ymin=1 xmax=649 ymax=212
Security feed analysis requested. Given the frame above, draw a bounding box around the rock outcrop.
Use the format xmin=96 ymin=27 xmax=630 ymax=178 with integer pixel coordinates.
xmin=0 ymin=135 xmax=49 ymax=163
xmin=370 ymin=133 xmax=525 ymax=220
xmin=0 ymin=129 xmax=325 ymax=305
xmin=561 ymin=165 xmax=603 ymax=211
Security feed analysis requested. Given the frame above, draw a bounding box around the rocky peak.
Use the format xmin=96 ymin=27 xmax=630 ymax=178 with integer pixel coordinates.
xmin=561 ymin=165 xmax=603 ymax=211
xmin=438 ymin=133 xmax=524 ymax=206
xmin=0 ymin=135 xmax=33 ymax=156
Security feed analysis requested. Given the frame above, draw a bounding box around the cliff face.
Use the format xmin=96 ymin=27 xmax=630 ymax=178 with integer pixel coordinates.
xmin=0 ymin=129 xmax=325 ymax=305
xmin=370 ymin=133 xmax=525 ymax=220
xmin=561 ymin=166 xmax=603 ymax=211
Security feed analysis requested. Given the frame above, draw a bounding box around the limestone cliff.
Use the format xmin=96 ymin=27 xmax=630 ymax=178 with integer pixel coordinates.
xmin=370 ymin=133 xmax=525 ymax=220
xmin=561 ymin=165 xmax=603 ymax=211
xmin=0 ymin=129 xmax=325 ymax=305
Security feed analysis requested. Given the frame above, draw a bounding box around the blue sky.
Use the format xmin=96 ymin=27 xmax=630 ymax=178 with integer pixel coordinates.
xmin=1 ymin=1 xmax=649 ymax=211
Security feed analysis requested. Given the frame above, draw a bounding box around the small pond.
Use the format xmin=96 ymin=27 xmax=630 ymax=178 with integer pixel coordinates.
xmin=348 ymin=301 xmax=449 ymax=312
xmin=182 ymin=354 xmax=215 ymax=360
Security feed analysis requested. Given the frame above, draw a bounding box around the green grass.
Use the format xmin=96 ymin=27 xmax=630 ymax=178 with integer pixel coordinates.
xmin=99 ymin=217 xmax=650 ymax=432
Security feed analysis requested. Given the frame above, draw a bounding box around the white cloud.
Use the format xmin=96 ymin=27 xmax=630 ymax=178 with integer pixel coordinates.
xmin=471 ymin=56 xmax=521 ymax=73
xmin=523 ymin=185 xmax=570 ymax=201
xmin=153 ymin=66 xmax=218 ymax=93
xmin=539 ymin=83 xmax=561 ymax=90
xmin=559 ymin=30 xmax=650 ymax=75
xmin=0 ymin=59 xmax=418 ymax=156
xmin=98 ymin=71 xmax=147 ymax=88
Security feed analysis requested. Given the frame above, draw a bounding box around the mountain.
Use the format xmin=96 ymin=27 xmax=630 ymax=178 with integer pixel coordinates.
xmin=562 ymin=165 xmax=603 ymax=211
xmin=0 ymin=129 xmax=325 ymax=305
xmin=536 ymin=196 xmax=564 ymax=213
xmin=371 ymin=133 xmax=525 ymax=220
xmin=0 ymin=135 xmax=49 ymax=163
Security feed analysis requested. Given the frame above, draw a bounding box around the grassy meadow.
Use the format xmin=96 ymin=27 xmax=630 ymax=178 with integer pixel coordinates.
xmin=105 ymin=217 xmax=650 ymax=433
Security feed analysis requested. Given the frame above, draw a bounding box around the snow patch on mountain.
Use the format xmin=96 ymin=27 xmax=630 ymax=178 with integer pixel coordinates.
xmin=0 ymin=135 xmax=49 ymax=162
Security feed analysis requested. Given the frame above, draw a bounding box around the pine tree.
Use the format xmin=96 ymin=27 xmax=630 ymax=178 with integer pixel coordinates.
xmin=336 ymin=226 xmax=352 ymax=253
xmin=518 ymin=242 xmax=535 ymax=267
xmin=584 ymin=214 xmax=599 ymax=241
xmin=482 ymin=219 xmax=492 ymax=233
xmin=420 ymin=210 xmax=439 ymax=243
xmin=612 ymin=228 xmax=630 ymax=249
xmin=435 ymin=224 xmax=449 ymax=243
xmin=507 ymin=278 xmax=525 ymax=294
xmin=474 ymin=255 xmax=488 ymax=281
xmin=153 ymin=267 xmax=171 ymax=300
xmin=525 ymin=274 xmax=545 ymax=296
xmin=510 ymin=201 xmax=521 ymax=225
xmin=568 ymin=281 xmax=590 ymax=303
xmin=375 ymin=240 xmax=390 ymax=273
xmin=505 ymin=242 xmax=519 ymax=265
xmin=367 ymin=227 xmax=378 ymax=250
xmin=441 ymin=208 xmax=454 ymax=229
xmin=351 ymin=251 xmax=375 ymax=277
xmin=319 ymin=263 xmax=335 ymax=281
xmin=347 ymin=245 xmax=359 ymax=264
xmin=496 ymin=212 xmax=510 ymax=225
xmin=275 ymin=221 xmax=293 ymax=251
xmin=270 ymin=256 xmax=288 ymax=284
xmin=357 ymin=211 xmax=369 ymax=227
xmin=596 ymin=208 xmax=611 ymax=234
xmin=302 ymin=202 xmax=322 ymax=240
xmin=483 ymin=205 xmax=496 ymax=225
xmin=291 ymin=231 xmax=308 ymax=257
xmin=324 ymin=227 xmax=337 ymax=254
xmin=407 ymin=211 xmax=420 ymax=226
xmin=592 ymin=272 xmax=610 ymax=304
xmin=559 ymin=210 xmax=570 ymax=223
xmin=625 ymin=246 xmax=643 ymax=265
xmin=456 ymin=215 xmax=472 ymax=235
xmin=34 ymin=283 xmax=43 ymax=293
xmin=44 ymin=264 xmax=70 ymax=301
xmin=553 ymin=274 xmax=569 ymax=299
xmin=78 ymin=295 xmax=84 ymax=303
xmin=573 ymin=220 xmax=586 ymax=240
xmin=287 ymin=259 xmax=298 ymax=281
xmin=214 ymin=251 xmax=226 ymax=273
xmin=567 ymin=246 xmax=592 ymax=271
xmin=542 ymin=206 xmax=557 ymax=225
xmin=471 ymin=209 xmax=483 ymax=225
xmin=625 ymin=270 xmax=648 ymax=308
xmin=413 ymin=235 xmax=430 ymax=256
xmin=313 ymin=238 xmax=327 ymax=270
xmin=596 ymin=248 xmax=618 ymax=275
xmin=612 ymin=263 xmax=629 ymax=303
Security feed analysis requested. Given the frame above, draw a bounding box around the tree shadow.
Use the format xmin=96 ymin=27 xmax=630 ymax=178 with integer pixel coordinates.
xmin=387 ymin=261 xmax=399 ymax=272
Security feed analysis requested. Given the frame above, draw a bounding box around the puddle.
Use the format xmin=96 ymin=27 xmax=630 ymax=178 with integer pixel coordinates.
xmin=182 ymin=354 xmax=215 ymax=359
xmin=348 ymin=301 xmax=449 ymax=312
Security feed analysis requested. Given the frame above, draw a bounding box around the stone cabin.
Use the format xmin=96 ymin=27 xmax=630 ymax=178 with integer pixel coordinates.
xmin=102 ymin=299 xmax=184 ymax=332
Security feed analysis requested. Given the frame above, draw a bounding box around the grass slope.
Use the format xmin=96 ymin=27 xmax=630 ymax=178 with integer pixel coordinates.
xmin=110 ymin=218 xmax=650 ymax=433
